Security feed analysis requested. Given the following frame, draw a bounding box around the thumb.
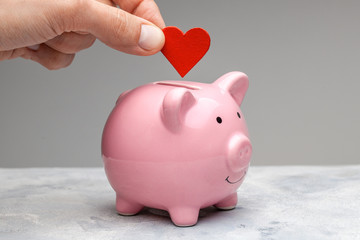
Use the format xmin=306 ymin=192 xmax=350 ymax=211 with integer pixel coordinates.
xmin=75 ymin=1 xmax=165 ymax=56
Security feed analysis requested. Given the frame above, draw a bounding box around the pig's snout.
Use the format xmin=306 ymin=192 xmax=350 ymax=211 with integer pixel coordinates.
xmin=227 ymin=134 xmax=252 ymax=173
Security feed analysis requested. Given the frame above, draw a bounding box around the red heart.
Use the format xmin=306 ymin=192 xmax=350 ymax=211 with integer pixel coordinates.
xmin=161 ymin=26 xmax=211 ymax=78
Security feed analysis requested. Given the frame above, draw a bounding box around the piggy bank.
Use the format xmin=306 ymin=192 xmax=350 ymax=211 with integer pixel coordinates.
xmin=102 ymin=71 xmax=252 ymax=226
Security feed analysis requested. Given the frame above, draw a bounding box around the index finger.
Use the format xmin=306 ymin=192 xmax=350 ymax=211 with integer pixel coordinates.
xmin=113 ymin=0 xmax=165 ymax=28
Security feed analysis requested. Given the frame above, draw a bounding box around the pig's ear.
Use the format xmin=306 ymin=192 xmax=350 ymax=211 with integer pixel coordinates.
xmin=162 ymin=88 xmax=196 ymax=132
xmin=116 ymin=89 xmax=131 ymax=105
xmin=214 ymin=71 xmax=249 ymax=106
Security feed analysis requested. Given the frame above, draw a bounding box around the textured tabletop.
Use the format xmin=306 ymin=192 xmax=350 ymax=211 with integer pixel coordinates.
xmin=1 ymin=166 xmax=359 ymax=240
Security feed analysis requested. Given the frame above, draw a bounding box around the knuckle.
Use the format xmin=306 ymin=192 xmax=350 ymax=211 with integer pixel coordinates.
xmin=46 ymin=53 xmax=75 ymax=70
xmin=62 ymin=54 xmax=75 ymax=68
xmin=50 ymin=35 xmax=67 ymax=50
xmin=57 ymin=0 xmax=90 ymax=31
xmin=112 ymin=10 xmax=131 ymax=44
xmin=0 ymin=50 xmax=11 ymax=61
xmin=47 ymin=33 xmax=95 ymax=54
xmin=72 ymin=0 xmax=88 ymax=9
xmin=82 ymin=35 xmax=96 ymax=49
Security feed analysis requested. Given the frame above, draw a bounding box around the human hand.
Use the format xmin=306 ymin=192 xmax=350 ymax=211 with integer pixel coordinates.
xmin=0 ymin=0 xmax=165 ymax=69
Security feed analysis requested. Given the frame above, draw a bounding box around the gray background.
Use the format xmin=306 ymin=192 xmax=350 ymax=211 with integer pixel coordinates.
xmin=0 ymin=0 xmax=359 ymax=167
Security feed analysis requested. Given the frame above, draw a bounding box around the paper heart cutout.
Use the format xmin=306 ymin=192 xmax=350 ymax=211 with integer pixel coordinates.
xmin=161 ymin=26 xmax=211 ymax=78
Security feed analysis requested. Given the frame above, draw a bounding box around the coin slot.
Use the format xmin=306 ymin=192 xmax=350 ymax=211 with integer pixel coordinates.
xmin=154 ymin=82 xmax=200 ymax=90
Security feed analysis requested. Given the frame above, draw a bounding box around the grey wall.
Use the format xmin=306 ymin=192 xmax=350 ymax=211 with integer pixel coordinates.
xmin=1 ymin=0 xmax=360 ymax=167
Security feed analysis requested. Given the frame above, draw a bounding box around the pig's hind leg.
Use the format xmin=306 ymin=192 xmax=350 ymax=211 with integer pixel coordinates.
xmin=116 ymin=194 xmax=143 ymax=216
xmin=214 ymin=192 xmax=238 ymax=210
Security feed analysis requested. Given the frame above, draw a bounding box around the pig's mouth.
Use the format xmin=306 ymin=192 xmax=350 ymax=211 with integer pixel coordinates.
xmin=225 ymin=171 xmax=247 ymax=184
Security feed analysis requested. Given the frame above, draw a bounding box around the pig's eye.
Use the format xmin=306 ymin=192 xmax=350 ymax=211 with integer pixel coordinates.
xmin=216 ymin=116 xmax=222 ymax=124
xmin=237 ymin=112 xmax=241 ymax=119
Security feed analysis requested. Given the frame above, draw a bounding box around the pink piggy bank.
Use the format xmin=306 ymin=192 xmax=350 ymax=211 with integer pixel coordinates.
xmin=102 ymin=71 xmax=252 ymax=226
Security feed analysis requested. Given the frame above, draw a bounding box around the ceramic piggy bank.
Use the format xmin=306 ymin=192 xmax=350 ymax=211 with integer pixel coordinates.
xmin=102 ymin=71 xmax=252 ymax=226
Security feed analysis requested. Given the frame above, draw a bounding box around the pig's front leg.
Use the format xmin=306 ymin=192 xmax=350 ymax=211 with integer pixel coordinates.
xmin=168 ymin=207 xmax=200 ymax=227
xmin=214 ymin=192 xmax=238 ymax=210
xmin=116 ymin=194 xmax=144 ymax=216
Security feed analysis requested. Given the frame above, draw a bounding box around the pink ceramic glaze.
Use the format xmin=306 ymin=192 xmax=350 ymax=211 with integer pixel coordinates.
xmin=102 ymin=71 xmax=252 ymax=226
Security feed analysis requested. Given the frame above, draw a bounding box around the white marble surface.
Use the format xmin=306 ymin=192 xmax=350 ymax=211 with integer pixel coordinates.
xmin=1 ymin=166 xmax=359 ymax=240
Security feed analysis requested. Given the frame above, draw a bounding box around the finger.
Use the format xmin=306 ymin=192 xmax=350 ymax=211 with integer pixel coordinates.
xmin=72 ymin=1 xmax=165 ymax=56
xmin=114 ymin=0 xmax=166 ymax=28
xmin=24 ymin=44 xmax=75 ymax=70
xmin=0 ymin=47 xmax=32 ymax=61
xmin=45 ymin=32 xmax=96 ymax=54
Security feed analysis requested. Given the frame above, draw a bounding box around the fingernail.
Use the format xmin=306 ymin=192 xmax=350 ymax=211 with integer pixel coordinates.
xmin=27 ymin=44 xmax=40 ymax=51
xmin=138 ymin=25 xmax=164 ymax=51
